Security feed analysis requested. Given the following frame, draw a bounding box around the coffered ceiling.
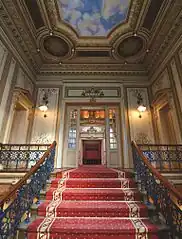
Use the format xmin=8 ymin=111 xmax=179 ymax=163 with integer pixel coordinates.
xmin=0 ymin=0 xmax=181 ymax=79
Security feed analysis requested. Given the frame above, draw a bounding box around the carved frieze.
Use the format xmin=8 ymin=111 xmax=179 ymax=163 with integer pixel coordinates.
xmin=65 ymin=87 xmax=121 ymax=98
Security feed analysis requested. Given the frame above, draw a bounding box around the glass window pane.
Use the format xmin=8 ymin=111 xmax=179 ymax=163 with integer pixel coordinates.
xmin=68 ymin=109 xmax=77 ymax=149
xmin=109 ymin=108 xmax=117 ymax=149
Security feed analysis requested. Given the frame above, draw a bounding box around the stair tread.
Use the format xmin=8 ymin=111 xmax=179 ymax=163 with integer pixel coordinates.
xmin=38 ymin=200 xmax=146 ymax=212
xmin=52 ymin=178 xmax=133 ymax=182
xmin=28 ymin=166 xmax=159 ymax=238
xmin=28 ymin=217 xmax=158 ymax=233
xmin=39 ymin=200 xmax=146 ymax=209
xmin=48 ymin=188 xmax=138 ymax=193
xmin=38 ymin=200 xmax=147 ymax=217
xmin=51 ymin=178 xmax=136 ymax=189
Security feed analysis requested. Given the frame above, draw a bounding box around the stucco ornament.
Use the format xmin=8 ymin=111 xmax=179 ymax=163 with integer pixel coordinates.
xmin=32 ymin=133 xmax=53 ymax=144
xmin=135 ymin=132 xmax=152 ymax=144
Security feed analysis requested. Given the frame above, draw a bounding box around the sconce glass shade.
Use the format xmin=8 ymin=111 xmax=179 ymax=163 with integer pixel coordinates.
xmin=137 ymin=105 xmax=146 ymax=112
xmin=39 ymin=105 xmax=48 ymax=112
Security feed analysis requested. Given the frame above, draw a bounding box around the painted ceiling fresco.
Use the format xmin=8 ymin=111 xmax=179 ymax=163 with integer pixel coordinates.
xmin=58 ymin=0 xmax=131 ymax=36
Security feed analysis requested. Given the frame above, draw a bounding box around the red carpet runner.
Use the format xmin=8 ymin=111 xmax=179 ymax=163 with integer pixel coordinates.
xmin=27 ymin=165 xmax=159 ymax=239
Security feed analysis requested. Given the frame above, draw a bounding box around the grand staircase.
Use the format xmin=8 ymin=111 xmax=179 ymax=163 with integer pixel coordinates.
xmin=27 ymin=165 xmax=160 ymax=239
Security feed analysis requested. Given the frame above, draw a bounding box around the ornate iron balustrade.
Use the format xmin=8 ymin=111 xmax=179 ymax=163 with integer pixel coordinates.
xmin=132 ymin=141 xmax=182 ymax=239
xmin=0 ymin=143 xmax=50 ymax=170
xmin=138 ymin=144 xmax=182 ymax=172
xmin=0 ymin=141 xmax=56 ymax=238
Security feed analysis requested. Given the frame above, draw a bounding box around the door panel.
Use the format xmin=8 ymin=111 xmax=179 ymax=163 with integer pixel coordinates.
xmin=83 ymin=140 xmax=101 ymax=164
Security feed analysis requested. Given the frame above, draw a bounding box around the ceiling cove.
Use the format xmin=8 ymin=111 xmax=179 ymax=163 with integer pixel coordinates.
xmin=57 ymin=0 xmax=131 ymax=36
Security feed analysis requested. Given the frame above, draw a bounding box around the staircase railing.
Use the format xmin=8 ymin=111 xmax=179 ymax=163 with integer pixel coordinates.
xmin=0 ymin=141 xmax=56 ymax=239
xmin=0 ymin=143 xmax=50 ymax=170
xmin=138 ymin=144 xmax=182 ymax=172
xmin=132 ymin=141 xmax=182 ymax=239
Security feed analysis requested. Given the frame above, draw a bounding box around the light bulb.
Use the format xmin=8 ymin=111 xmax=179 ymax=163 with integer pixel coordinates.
xmin=39 ymin=105 xmax=48 ymax=112
xmin=137 ymin=105 xmax=146 ymax=112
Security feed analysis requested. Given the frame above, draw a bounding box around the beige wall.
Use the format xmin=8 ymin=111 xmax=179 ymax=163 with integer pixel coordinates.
xmin=150 ymin=41 xmax=182 ymax=143
xmin=16 ymin=68 xmax=34 ymax=96
xmin=0 ymin=38 xmax=35 ymax=143
xmin=9 ymin=109 xmax=29 ymax=144
xmin=0 ymin=51 xmax=16 ymax=141
xmin=126 ymin=87 xmax=155 ymax=144
xmin=30 ymin=88 xmax=59 ymax=144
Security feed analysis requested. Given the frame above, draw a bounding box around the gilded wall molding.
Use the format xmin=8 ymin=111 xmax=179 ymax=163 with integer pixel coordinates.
xmin=0 ymin=53 xmax=12 ymax=103
xmin=174 ymin=53 xmax=182 ymax=88
xmin=13 ymin=87 xmax=34 ymax=109
xmin=167 ymin=64 xmax=182 ymax=137
xmin=0 ymin=60 xmax=18 ymax=141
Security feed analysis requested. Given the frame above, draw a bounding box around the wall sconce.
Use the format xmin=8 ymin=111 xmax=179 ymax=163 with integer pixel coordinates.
xmin=39 ymin=92 xmax=48 ymax=118
xmin=137 ymin=92 xmax=146 ymax=118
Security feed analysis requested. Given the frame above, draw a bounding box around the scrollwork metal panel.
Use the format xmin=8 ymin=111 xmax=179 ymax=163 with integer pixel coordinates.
xmin=0 ymin=145 xmax=55 ymax=238
xmin=132 ymin=144 xmax=182 ymax=238
xmin=138 ymin=144 xmax=182 ymax=172
xmin=0 ymin=144 xmax=49 ymax=170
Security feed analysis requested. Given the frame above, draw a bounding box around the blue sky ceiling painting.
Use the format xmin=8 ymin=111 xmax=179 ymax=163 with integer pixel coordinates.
xmin=58 ymin=0 xmax=131 ymax=36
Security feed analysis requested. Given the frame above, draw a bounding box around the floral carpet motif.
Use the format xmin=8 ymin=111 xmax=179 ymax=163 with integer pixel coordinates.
xmin=27 ymin=165 xmax=159 ymax=239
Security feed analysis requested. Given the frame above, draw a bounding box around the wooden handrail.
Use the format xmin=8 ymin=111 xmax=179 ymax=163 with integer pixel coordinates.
xmin=132 ymin=141 xmax=182 ymax=201
xmin=0 ymin=143 xmax=50 ymax=146
xmin=137 ymin=144 xmax=182 ymax=147
xmin=0 ymin=141 xmax=56 ymax=208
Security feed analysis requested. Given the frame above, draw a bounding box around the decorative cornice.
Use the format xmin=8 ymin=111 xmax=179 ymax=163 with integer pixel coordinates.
xmin=149 ymin=34 xmax=182 ymax=83
xmin=0 ymin=25 xmax=36 ymax=83
xmin=0 ymin=0 xmax=39 ymax=73
xmin=40 ymin=62 xmax=146 ymax=71
xmin=0 ymin=0 xmax=181 ymax=81
xmin=38 ymin=70 xmax=147 ymax=77
xmin=147 ymin=4 xmax=182 ymax=73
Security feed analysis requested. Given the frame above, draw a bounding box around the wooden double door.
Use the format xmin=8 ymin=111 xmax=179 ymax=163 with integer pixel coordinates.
xmin=83 ymin=140 xmax=101 ymax=165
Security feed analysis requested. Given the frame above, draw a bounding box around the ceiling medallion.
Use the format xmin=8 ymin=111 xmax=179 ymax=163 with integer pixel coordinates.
xmin=117 ymin=36 xmax=144 ymax=58
xmin=43 ymin=36 xmax=70 ymax=57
